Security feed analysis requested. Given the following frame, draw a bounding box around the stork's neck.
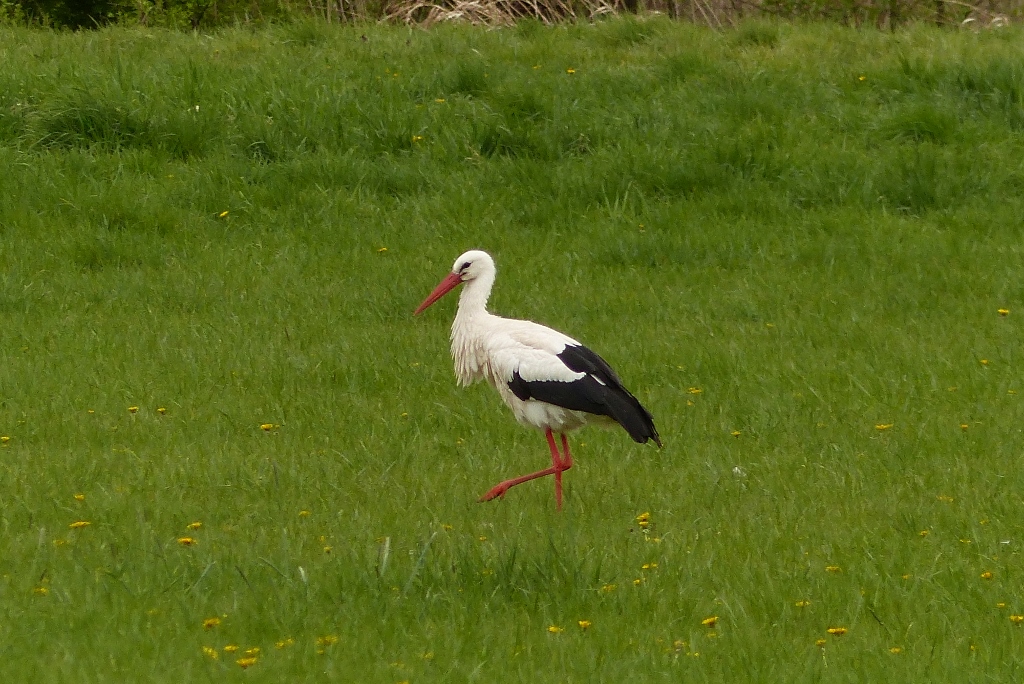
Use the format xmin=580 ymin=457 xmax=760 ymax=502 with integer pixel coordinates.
xmin=454 ymin=269 xmax=495 ymax=322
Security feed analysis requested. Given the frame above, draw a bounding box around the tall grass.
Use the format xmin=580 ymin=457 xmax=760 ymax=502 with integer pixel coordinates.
xmin=0 ymin=18 xmax=1023 ymax=682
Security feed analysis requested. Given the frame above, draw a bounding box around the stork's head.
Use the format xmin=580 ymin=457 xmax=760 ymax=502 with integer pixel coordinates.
xmin=414 ymin=250 xmax=494 ymax=315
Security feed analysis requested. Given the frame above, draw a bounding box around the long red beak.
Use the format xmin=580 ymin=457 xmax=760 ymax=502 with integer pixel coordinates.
xmin=414 ymin=272 xmax=463 ymax=315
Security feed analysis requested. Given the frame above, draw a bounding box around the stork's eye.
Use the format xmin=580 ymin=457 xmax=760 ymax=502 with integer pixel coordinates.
xmin=460 ymin=261 xmax=471 ymax=272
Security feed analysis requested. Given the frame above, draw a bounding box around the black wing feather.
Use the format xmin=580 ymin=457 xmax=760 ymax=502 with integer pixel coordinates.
xmin=508 ymin=344 xmax=662 ymax=447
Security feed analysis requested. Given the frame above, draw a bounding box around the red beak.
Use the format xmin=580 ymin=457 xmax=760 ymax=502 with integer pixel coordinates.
xmin=414 ymin=272 xmax=463 ymax=315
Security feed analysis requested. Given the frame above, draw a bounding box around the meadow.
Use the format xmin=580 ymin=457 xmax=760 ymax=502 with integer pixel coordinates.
xmin=1 ymin=17 xmax=1023 ymax=681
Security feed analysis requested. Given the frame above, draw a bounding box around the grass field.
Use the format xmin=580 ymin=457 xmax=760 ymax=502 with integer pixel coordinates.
xmin=1 ymin=17 xmax=1024 ymax=681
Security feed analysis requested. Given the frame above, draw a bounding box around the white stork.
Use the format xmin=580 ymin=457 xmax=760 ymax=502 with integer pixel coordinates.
xmin=414 ymin=249 xmax=661 ymax=510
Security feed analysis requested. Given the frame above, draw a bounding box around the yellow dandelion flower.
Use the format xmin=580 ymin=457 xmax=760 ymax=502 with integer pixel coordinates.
xmin=566 ymin=68 xmax=576 ymax=74
xmin=33 ymin=586 xmax=49 ymax=596
xmin=317 ymin=635 xmax=339 ymax=646
xmin=435 ymin=98 xmax=446 ymax=103
xmin=442 ymin=523 xmax=453 ymax=531
xmin=1011 ymin=615 xmax=1024 ymax=624
xmin=69 ymin=521 xmax=91 ymax=529
xmin=795 ymin=600 xmax=811 ymax=607
xmin=641 ymin=562 xmax=658 ymax=570
xmin=960 ymin=423 xmax=969 ymax=430
xmin=902 ymin=573 xmax=912 ymax=580
xmin=202 ymin=645 xmax=218 ymax=659
xmin=260 ymin=423 xmax=277 ymax=431
xmin=236 ymin=656 xmax=257 ymax=668
xmin=636 ymin=511 xmax=651 ymax=523
xmin=858 ymin=75 xmax=866 ymax=81
xmin=919 ymin=530 xmax=929 ymax=537
xmin=633 ymin=578 xmax=644 ymax=586
xmin=177 ymin=537 xmax=196 ymax=546
xmin=815 ymin=638 xmax=827 ymax=647
xmin=244 ymin=647 xmax=260 ymax=657
xmin=323 ymin=545 xmax=332 ymax=553
xmin=128 ymin=406 xmax=139 ymax=413
xmin=998 ymin=308 xmax=1009 ymax=316
xmin=687 ymin=387 xmax=702 ymax=394
xmin=478 ymin=535 xmax=487 ymax=541
xmin=187 ymin=522 xmax=202 ymax=530
xmin=701 ymin=616 xmax=718 ymax=627
xmin=731 ymin=430 xmax=741 ymax=437
xmin=223 ymin=644 xmax=239 ymax=653
xmin=827 ymin=627 xmax=847 ymax=636
xmin=981 ymin=571 xmax=994 ymax=579
xmin=377 ymin=246 xmax=389 ymax=253
xmin=275 ymin=637 xmax=295 ymax=649
xmin=889 ymin=646 xmax=902 ymax=654
xmin=875 ymin=423 xmax=893 ymax=431
xmin=299 ymin=510 xmax=310 ymax=517
xmin=0 ymin=436 xmax=9 ymax=443
xmin=960 ymin=538 xmax=972 ymax=544
xmin=411 ymin=135 xmax=424 ymax=143
xmin=825 ymin=565 xmax=841 ymax=573
xmin=578 ymin=620 xmax=591 ymax=630
xmin=218 ymin=210 xmax=229 ymax=218
xmin=73 ymin=493 xmax=85 ymax=501
xmin=203 ymin=617 xmax=221 ymax=630
xmin=157 ymin=407 xmax=167 ymax=414
xmin=981 ymin=359 xmax=989 ymax=365
xmin=547 ymin=625 xmax=564 ymax=633
xmin=601 ymin=583 xmax=617 ymax=593
xmin=997 ymin=602 xmax=1006 ymax=608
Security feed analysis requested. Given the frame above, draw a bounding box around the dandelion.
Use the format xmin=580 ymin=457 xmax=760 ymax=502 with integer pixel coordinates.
xmin=858 ymin=75 xmax=867 ymax=81
xmin=203 ymin=617 xmax=221 ymax=630
xmin=74 ymin=493 xmax=85 ymax=501
xmin=236 ymin=656 xmax=257 ymax=668
xmin=566 ymin=68 xmax=576 ymax=74
xmin=875 ymin=423 xmax=894 ymax=431
xmin=69 ymin=521 xmax=91 ymax=529
xmin=478 ymin=535 xmax=487 ymax=541
xmin=981 ymin=359 xmax=989 ymax=365
xmin=260 ymin=423 xmax=278 ymax=431
xmin=128 ymin=406 xmax=139 ymax=413
xmin=224 ymin=645 xmax=239 ymax=653
xmin=960 ymin=424 xmax=969 ymax=430
xmin=547 ymin=625 xmax=564 ymax=633
xmin=633 ymin=578 xmax=644 ymax=586
xmin=435 ymin=98 xmax=446 ymax=103
xmin=187 ymin=522 xmax=202 ymax=530
xmin=815 ymin=638 xmax=827 ymax=647
xmin=441 ymin=523 xmax=453 ymax=531
xmin=890 ymin=646 xmax=902 ymax=654
xmin=902 ymin=573 xmax=912 ymax=580
xmin=919 ymin=530 xmax=930 ymax=537
xmin=33 ymin=586 xmax=49 ymax=596
xmin=731 ymin=430 xmax=741 ymax=437
xmin=827 ymin=627 xmax=847 ymax=636
xmin=0 ymin=436 xmax=9 ymax=443
xmin=795 ymin=600 xmax=811 ymax=607
xmin=578 ymin=620 xmax=591 ymax=630
xmin=323 ymin=545 xmax=332 ymax=553
xmin=981 ymin=571 xmax=994 ymax=579
xmin=701 ymin=616 xmax=718 ymax=627
xmin=178 ymin=537 xmax=196 ymax=546
xmin=276 ymin=638 xmax=295 ymax=649
xmin=317 ymin=635 xmax=339 ymax=646
xmin=997 ymin=602 xmax=1006 ymax=608
xmin=998 ymin=308 xmax=1009 ymax=316
xmin=202 ymin=646 xmax=219 ymax=659
xmin=411 ymin=135 xmax=424 ymax=143
xmin=687 ymin=387 xmax=703 ymax=394
xmin=218 ymin=210 xmax=229 ymax=218
xmin=636 ymin=511 xmax=651 ymax=528
xmin=299 ymin=510 xmax=310 ymax=517
xmin=641 ymin=563 xmax=658 ymax=570
xmin=1011 ymin=615 xmax=1024 ymax=624
xmin=825 ymin=565 xmax=841 ymax=573
xmin=157 ymin=407 xmax=167 ymax=414
xmin=601 ymin=583 xmax=617 ymax=593
xmin=244 ymin=647 xmax=260 ymax=657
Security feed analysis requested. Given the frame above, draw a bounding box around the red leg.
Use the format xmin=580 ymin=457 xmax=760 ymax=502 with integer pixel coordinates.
xmin=478 ymin=428 xmax=572 ymax=510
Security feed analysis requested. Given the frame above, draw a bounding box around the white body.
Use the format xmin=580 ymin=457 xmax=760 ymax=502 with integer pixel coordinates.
xmin=447 ymin=252 xmax=607 ymax=434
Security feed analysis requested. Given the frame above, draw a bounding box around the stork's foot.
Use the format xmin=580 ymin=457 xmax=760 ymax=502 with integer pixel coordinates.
xmin=478 ymin=484 xmax=511 ymax=503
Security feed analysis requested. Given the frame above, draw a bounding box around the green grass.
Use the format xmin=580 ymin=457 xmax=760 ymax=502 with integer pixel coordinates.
xmin=1 ymin=17 xmax=1024 ymax=682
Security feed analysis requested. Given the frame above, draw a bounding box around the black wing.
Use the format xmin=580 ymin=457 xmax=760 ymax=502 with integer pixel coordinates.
xmin=507 ymin=344 xmax=662 ymax=447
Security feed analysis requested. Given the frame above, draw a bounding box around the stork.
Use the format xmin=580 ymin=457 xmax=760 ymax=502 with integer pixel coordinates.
xmin=414 ymin=250 xmax=661 ymax=510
